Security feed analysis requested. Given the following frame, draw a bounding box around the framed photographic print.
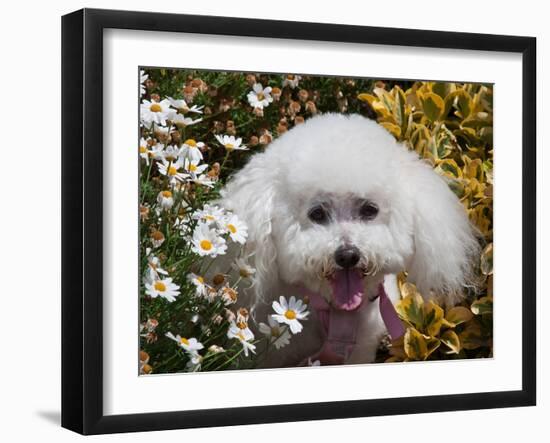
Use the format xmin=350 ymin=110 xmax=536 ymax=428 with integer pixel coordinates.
xmin=61 ymin=8 xmax=536 ymax=435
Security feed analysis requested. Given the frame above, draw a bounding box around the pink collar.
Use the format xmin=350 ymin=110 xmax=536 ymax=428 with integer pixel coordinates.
xmin=299 ymin=283 xmax=405 ymax=365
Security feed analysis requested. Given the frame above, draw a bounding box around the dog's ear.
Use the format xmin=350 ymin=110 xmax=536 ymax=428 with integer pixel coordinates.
xmin=405 ymin=158 xmax=480 ymax=302
xmin=220 ymin=153 xmax=278 ymax=300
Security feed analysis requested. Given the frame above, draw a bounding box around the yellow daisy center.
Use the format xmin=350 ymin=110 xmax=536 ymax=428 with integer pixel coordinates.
xmin=150 ymin=103 xmax=162 ymax=112
xmin=180 ymin=337 xmax=189 ymax=346
xmin=200 ymin=239 xmax=213 ymax=251
xmin=205 ymin=215 xmax=215 ymax=221
xmin=284 ymin=310 xmax=297 ymax=320
xmin=154 ymin=281 xmax=166 ymax=292
xmin=184 ymin=139 xmax=197 ymax=147
xmin=227 ymin=224 xmax=237 ymax=233
xmin=189 ymin=164 xmax=197 ymax=172
xmin=197 ymin=276 xmax=204 ymax=284
xmin=168 ymin=166 xmax=178 ymax=176
xmin=257 ymin=92 xmax=265 ymax=100
xmin=225 ymin=143 xmax=234 ymax=150
xmin=140 ymin=146 xmax=147 ymax=153
xmin=161 ymin=190 xmax=172 ymax=198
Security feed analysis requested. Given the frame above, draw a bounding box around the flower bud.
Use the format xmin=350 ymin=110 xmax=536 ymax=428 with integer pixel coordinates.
xmin=212 ymin=274 xmax=225 ymax=286
xmin=249 ymin=136 xmax=259 ymax=147
xmin=298 ymin=89 xmax=309 ymax=102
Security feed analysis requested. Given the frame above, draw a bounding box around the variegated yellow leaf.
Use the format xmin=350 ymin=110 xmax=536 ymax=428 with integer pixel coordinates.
xmin=436 ymin=159 xmax=463 ymax=179
xmin=459 ymin=321 xmax=484 ymax=350
xmin=420 ymin=92 xmax=445 ymax=123
xmin=441 ymin=330 xmax=461 ymax=354
xmin=445 ymin=306 xmax=474 ymax=327
xmin=455 ymin=89 xmax=473 ymax=119
xmin=357 ymin=93 xmax=377 ymax=104
xmin=422 ymin=301 xmax=444 ymax=336
xmin=425 ymin=337 xmax=441 ymax=358
xmin=480 ymin=243 xmax=493 ymax=276
xmin=395 ymin=293 xmax=424 ymax=329
xmin=404 ymin=328 xmax=428 ymax=360
xmin=379 ymin=122 xmax=401 ymax=139
xmin=471 ymin=296 xmax=493 ymax=315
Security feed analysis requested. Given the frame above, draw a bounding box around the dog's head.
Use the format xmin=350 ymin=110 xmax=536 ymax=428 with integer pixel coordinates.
xmin=221 ymin=114 xmax=479 ymax=308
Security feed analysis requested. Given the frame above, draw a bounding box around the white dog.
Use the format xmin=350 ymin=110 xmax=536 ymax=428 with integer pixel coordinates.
xmin=220 ymin=113 xmax=479 ymax=367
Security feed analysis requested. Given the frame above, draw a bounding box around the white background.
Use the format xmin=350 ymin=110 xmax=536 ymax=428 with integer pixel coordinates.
xmin=0 ymin=0 xmax=546 ymax=441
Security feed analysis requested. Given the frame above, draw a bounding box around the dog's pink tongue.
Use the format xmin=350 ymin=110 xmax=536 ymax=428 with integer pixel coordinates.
xmin=330 ymin=269 xmax=364 ymax=311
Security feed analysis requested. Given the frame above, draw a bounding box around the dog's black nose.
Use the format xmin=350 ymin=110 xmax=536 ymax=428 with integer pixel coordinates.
xmin=334 ymin=245 xmax=360 ymax=269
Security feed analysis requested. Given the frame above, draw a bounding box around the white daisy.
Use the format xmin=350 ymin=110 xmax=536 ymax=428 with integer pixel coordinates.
xmin=162 ymin=145 xmax=180 ymax=162
xmin=148 ymin=142 xmax=165 ymax=161
xmin=208 ymin=345 xmax=225 ymax=354
xmin=167 ymin=97 xmax=204 ymax=114
xmin=191 ymin=174 xmax=216 ymax=188
xmin=145 ymin=277 xmax=180 ymax=302
xmin=171 ymin=113 xmax=203 ymax=128
xmin=191 ymin=223 xmax=227 ymax=257
xmin=214 ymin=134 xmax=248 ymax=152
xmin=140 ymin=70 xmax=148 ymax=96
xmin=179 ymin=139 xmax=205 ymax=162
xmin=220 ymin=286 xmax=238 ymax=305
xmin=223 ymin=214 xmax=248 ymax=244
xmin=139 ymin=137 xmax=152 ymax=165
xmin=186 ymin=355 xmax=203 ymax=372
xmin=156 ymin=190 xmax=174 ymax=211
xmin=183 ymin=158 xmax=208 ymax=179
xmin=247 ymin=83 xmax=273 ymax=109
xmin=145 ymin=248 xmax=168 ymax=279
xmin=227 ymin=321 xmax=256 ymax=357
xmin=282 ymin=74 xmax=302 ymax=89
xmin=153 ymin=124 xmax=172 ymax=140
xmin=232 ymin=258 xmax=256 ymax=279
xmin=271 ymin=296 xmax=309 ymax=334
xmin=150 ymin=230 xmax=165 ymax=248
xmin=140 ymin=98 xmax=173 ymax=128
xmin=192 ymin=204 xmax=226 ymax=226
xmin=187 ymin=273 xmax=209 ymax=297
xmin=258 ymin=316 xmax=291 ymax=350
xmin=157 ymin=157 xmax=188 ymax=185
xmin=165 ymin=332 xmax=204 ymax=354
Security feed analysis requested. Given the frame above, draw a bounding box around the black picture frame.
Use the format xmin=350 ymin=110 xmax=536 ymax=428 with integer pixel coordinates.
xmin=61 ymin=8 xmax=537 ymax=435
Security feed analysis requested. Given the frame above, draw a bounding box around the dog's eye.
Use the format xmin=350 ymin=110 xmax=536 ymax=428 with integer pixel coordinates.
xmin=308 ymin=205 xmax=329 ymax=224
xmin=359 ymin=201 xmax=379 ymax=220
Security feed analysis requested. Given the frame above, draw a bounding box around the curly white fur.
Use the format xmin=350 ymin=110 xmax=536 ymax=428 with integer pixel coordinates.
xmin=220 ymin=113 xmax=479 ymax=366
